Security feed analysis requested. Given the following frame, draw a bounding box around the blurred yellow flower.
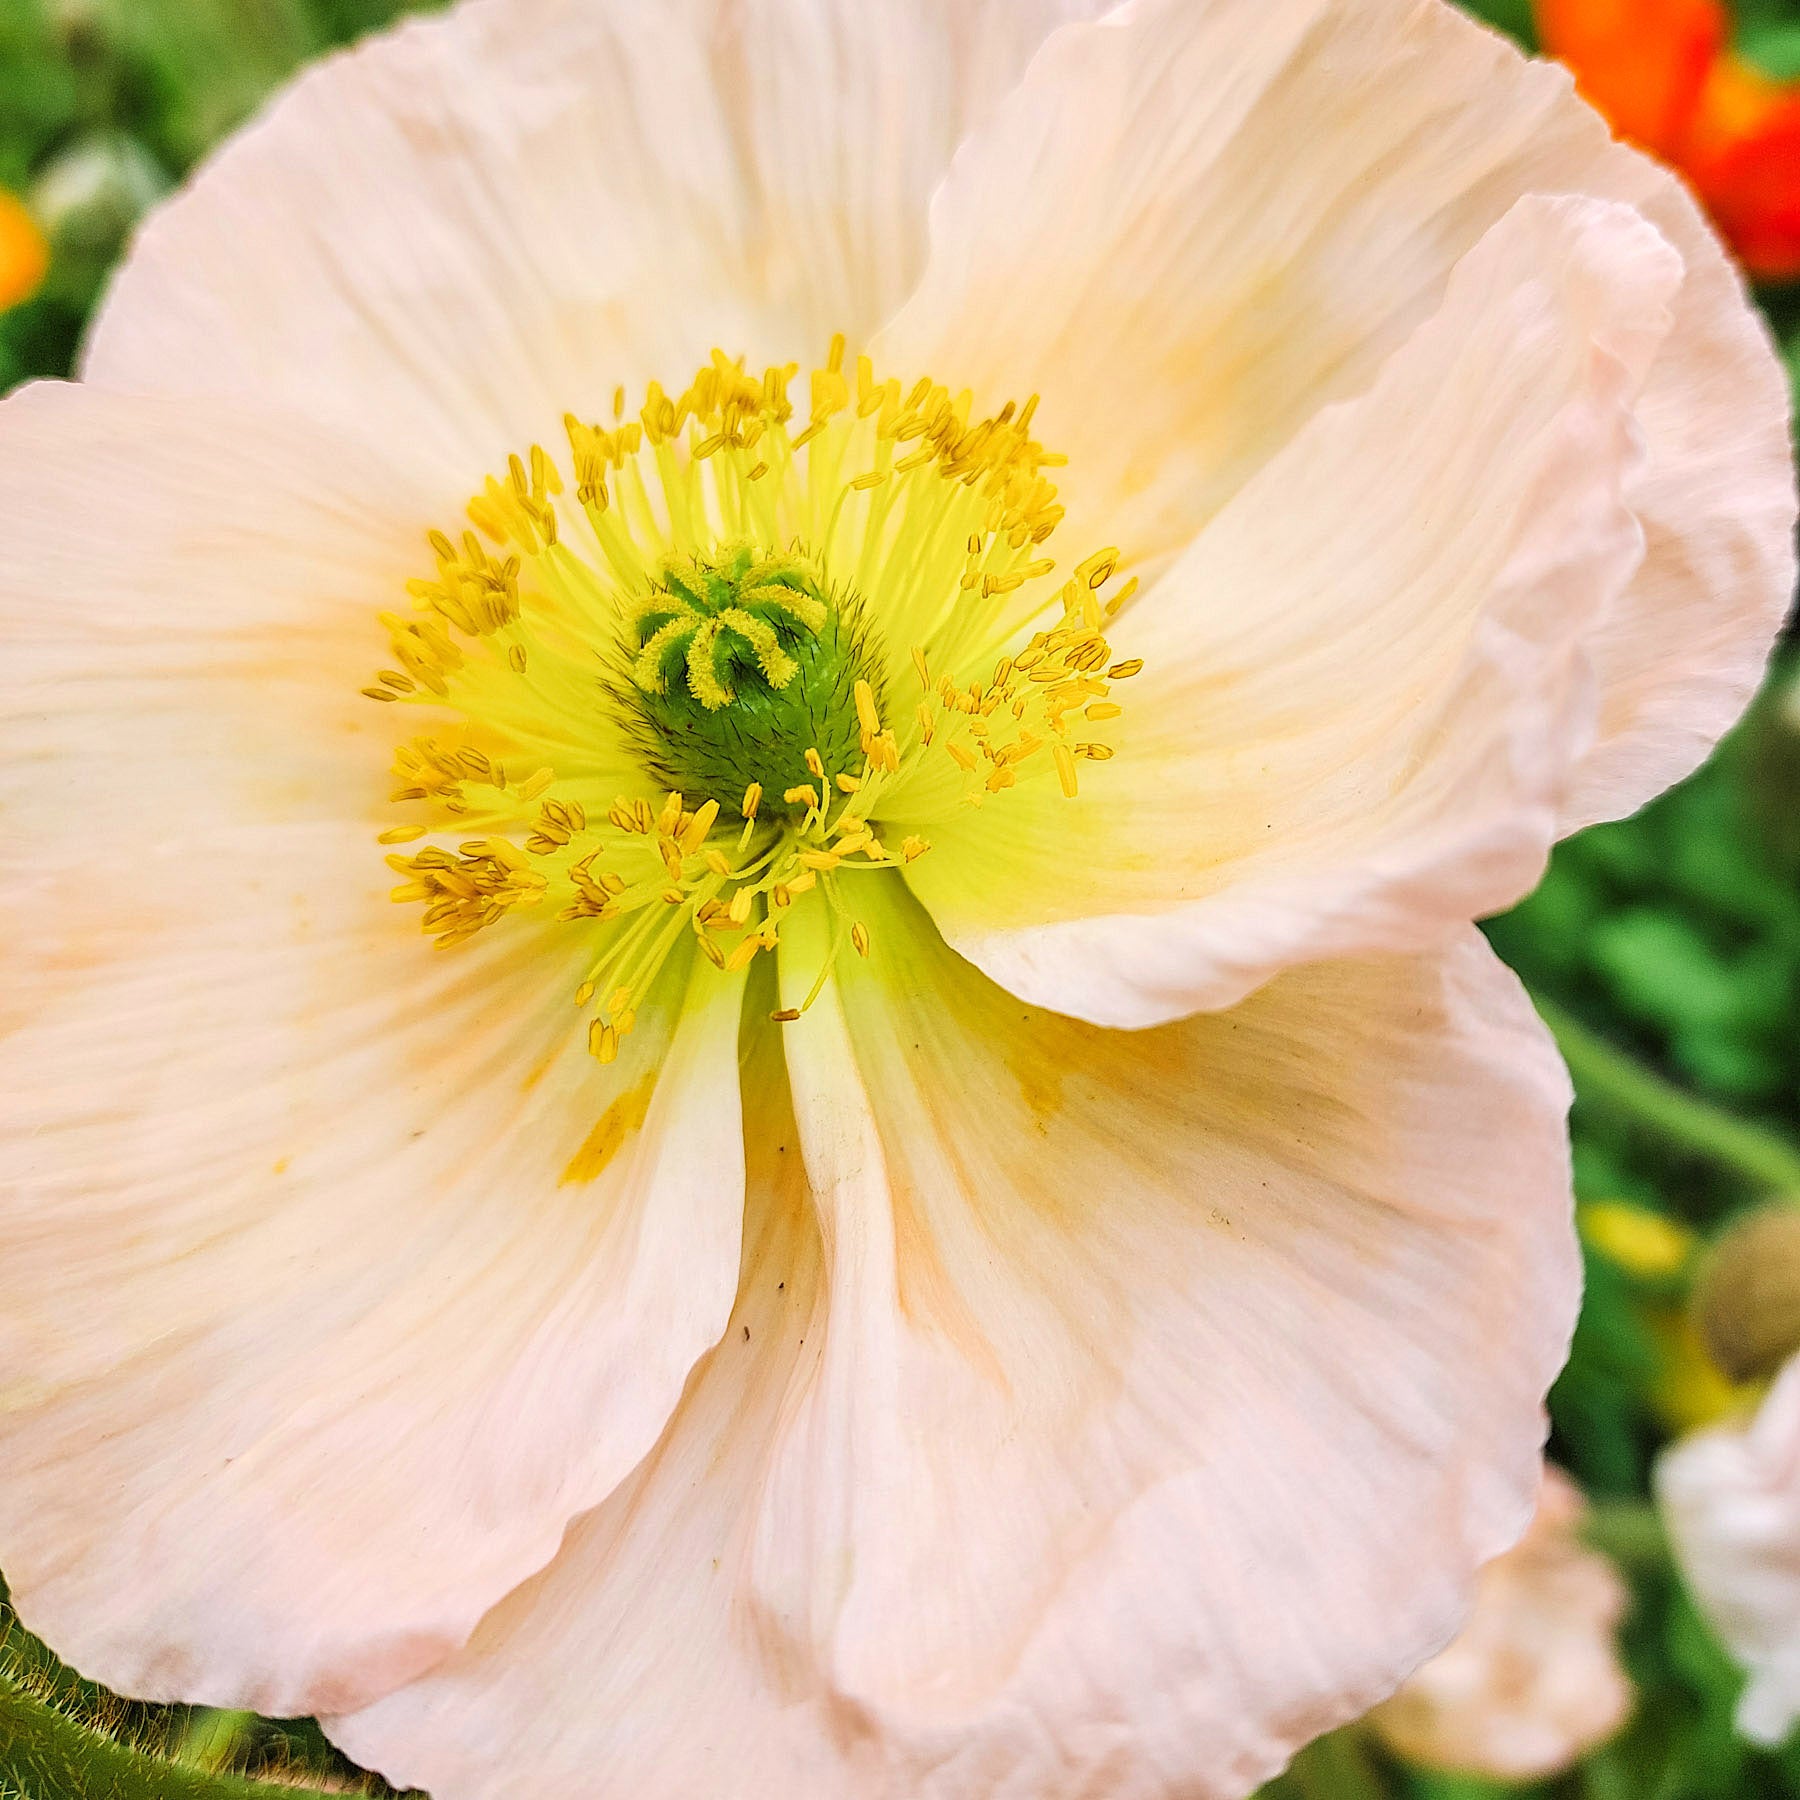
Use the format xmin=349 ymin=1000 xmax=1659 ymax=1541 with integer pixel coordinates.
xmin=1581 ymin=1197 xmax=1698 ymax=1279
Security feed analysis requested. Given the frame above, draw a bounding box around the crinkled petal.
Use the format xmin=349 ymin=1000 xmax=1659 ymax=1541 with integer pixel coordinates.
xmin=83 ymin=0 xmax=1109 ymax=482
xmin=329 ymin=887 xmax=1578 ymax=1800
xmin=0 ymin=383 xmax=748 ymax=1718
xmin=905 ymin=193 xmax=1678 ymax=1027
xmin=877 ymin=0 xmax=1793 ymax=838
xmin=1657 ymin=1355 xmax=1800 ymax=1746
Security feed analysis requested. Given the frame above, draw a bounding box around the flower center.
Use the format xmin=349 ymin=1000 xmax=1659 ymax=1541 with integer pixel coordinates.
xmin=364 ymin=338 xmax=1142 ymax=1055
xmin=617 ymin=546 xmax=887 ymax=822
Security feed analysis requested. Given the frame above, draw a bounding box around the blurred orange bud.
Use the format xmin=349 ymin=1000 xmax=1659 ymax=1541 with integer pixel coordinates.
xmin=1536 ymin=0 xmax=1727 ymax=156
xmin=0 ymin=188 xmax=50 ymax=312
xmin=1682 ymin=55 xmax=1800 ymax=282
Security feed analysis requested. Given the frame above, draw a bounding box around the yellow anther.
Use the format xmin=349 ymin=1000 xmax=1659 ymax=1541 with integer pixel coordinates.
xmin=854 ymin=679 xmax=882 ymax=737
xmin=1075 ymin=547 xmax=1120 ymax=588
xmin=681 ymin=799 xmax=721 ymax=849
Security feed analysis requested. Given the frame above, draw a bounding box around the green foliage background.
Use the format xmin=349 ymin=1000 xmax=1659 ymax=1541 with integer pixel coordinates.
xmin=1 ymin=0 xmax=1799 ymax=1795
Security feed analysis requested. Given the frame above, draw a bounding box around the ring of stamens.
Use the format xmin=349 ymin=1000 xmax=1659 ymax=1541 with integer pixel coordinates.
xmin=365 ymin=337 xmax=1143 ymax=1058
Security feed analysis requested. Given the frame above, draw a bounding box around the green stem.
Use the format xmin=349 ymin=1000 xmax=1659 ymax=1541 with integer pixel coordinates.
xmin=1535 ymin=998 xmax=1800 ymax=1196
xmin=0 ymin=1676 xmax=342 ymax=1800
xmin=174 ymin=1708 xmax=256 ymax=1772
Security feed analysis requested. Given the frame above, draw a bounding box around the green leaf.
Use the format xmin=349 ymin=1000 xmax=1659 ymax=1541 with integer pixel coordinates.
xmin=1741 ymin=22 xmax=1800 ymax=81
xmin=1453 ymin=0 xmax=1539 ymax=50
xmin=89 ymin=0 xmax=320 ymax=167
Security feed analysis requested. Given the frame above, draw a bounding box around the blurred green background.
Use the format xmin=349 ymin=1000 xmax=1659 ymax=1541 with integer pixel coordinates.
xmin=2 ymin=0 xmax=1800 ymax=1796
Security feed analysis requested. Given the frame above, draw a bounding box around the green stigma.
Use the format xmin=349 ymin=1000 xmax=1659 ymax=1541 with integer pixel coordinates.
xmin=616 ymin=545 xmax=887 ymax=817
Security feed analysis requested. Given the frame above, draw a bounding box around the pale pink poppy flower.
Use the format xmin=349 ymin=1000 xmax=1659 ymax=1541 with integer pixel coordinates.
xmin=0 ymin=0 xmax=1792 ymax=1796
xmin=1371 ymin=1464 xmax=1633 ymax=1778
xmin=1659 ymin=1354 xmax=1800 ymax=1745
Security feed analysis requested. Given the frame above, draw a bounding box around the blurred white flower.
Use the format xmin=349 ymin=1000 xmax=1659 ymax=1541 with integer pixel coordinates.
xmin=1659 ymin=1354 xmax=1800 ymax=1744
xmin=1372 ymin=1464 xmax=1633 ymax=1779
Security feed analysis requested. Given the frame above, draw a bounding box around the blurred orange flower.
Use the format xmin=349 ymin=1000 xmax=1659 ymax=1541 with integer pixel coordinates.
xmin=1537 ymin=0 xmax=1800 ymax=281
xmin=0 ymin=189 xmax=49 ymax=312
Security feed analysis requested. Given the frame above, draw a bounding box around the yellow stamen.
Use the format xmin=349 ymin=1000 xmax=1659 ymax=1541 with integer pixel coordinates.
xmin=364 ymin=338 xmax=1142 ymax=1046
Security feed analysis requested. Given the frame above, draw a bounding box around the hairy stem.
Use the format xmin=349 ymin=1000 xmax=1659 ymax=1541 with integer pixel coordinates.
xmin=0 ymin=1676 xmax=343 ymax=1800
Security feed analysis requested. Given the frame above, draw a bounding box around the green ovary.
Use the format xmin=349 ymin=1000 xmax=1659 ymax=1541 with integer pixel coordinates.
xmin=617 ymin=545 xmax=889 ymax=818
